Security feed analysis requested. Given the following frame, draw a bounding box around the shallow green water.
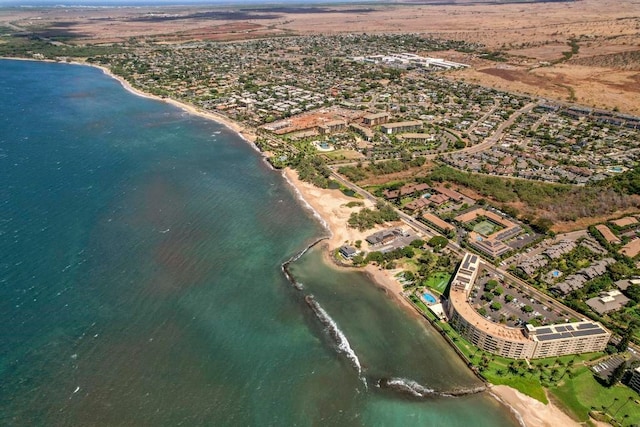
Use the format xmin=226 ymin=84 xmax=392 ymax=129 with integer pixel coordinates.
xmin=0 ymin=59 xmax=518 ymax=426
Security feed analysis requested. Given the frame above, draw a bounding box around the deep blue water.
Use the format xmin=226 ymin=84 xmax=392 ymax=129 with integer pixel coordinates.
xmin=0 ymin=59 xmax=517 ymax=426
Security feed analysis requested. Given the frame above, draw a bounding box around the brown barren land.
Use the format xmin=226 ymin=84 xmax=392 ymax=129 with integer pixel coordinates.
xmin=2 ymin=0 xmax=638 ymax=112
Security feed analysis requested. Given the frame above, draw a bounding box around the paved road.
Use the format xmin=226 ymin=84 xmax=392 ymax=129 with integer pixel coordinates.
xmin=331 ymin=167 xmax=603 ymax=327
xmin=457 ymin=102 xmax=539 ymax=155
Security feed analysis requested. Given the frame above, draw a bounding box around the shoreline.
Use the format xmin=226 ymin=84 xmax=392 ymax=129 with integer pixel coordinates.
xmin=91 ymin=64 xmax=261 ymax=148
xmin=3 ymin=56 xmax=582 ymax=427
xmin=0 ymin=57 xmax=258 ymax=149
xmin=280 ymin=166 xmax=584 ymax=427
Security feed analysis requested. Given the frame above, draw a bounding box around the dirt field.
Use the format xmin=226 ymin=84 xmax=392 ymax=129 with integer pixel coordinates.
xmin=1 ymin=0 xmax=638 ymax=112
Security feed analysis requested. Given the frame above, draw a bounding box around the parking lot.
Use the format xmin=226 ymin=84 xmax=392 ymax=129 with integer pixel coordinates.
xmin=469 ymin=268 xmax=565 ymax=328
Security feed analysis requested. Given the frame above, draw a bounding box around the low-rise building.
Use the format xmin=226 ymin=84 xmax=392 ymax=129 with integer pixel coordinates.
xmin=544 ymin=240 xmax=577 ymax=259
xmin=621 ymin=238 xmax=640 ymax=258
xmin=517 ymin=254 xmax=549 ymax=277
xmin=363 ymin=112 xmax=390 ymax=126
xmin=318 ymin=119 xmax=347 ymax=134
xmin=398 ymin=133 xmax=435 ymax=144
xmin=586 ymin=290 xmax=631 ymax=314
xmin=467 ymin=232 xmax=512 ymax=259
xmin=595 ymin=224 xmax=621 ymax=245
xmin=611 ymin=216 xmax=639 ymax=228
xmin=422 ymin=212 xmax=455 ymax=233
xmin=365 ymin=228 xmax=403 ymax=246
xmin=381 ymin=120 xmax=422 ymax=135
xmin=350 ymin=123 xmax=374 ymax=141
xmin=339 ymin=245 xmax=358 ymax=259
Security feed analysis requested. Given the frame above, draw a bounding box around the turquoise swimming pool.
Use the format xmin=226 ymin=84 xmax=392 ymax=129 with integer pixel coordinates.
xmin=422 ymin=292 xmax=437 ymax=304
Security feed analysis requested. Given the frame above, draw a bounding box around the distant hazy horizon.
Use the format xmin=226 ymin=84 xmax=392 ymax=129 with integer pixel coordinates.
xmin=0 ymin=0 xmax=379 ymax=7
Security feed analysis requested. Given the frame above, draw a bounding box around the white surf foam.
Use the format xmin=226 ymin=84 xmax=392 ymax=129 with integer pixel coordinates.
xmin=306 ymin=296 xmax=364 ymax=383
xmin=384 ymin=377 xmax=436 ymax=398
xmin=280 ymin=171 xmax=331 ymax=235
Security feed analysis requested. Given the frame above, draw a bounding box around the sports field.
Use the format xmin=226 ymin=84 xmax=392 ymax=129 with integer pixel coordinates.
xmin=473 ymin=220 xmax=500 ymax=236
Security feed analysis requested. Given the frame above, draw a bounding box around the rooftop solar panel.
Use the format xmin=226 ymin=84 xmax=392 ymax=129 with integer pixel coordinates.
xmin=577 ymin=323 xmax=599 ymax=330
xmin=573 ymin=329 xmax=605 ymax=337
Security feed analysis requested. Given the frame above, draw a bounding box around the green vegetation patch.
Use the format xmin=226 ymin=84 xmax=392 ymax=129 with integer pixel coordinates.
xmin=549 ymin=366 xmax=640 ymax=425
xmin=0 ymin=36 xmax=123 ymax=60
xmin=428 ymin=165 xmax=638 ymax=224
xmin=424 ymin=272 xmax=451 ymax=294
xmin=347 ymin=201 xmax=399 ymax=231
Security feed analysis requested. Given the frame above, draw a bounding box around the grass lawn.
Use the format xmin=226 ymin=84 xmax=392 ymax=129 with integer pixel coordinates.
xmin=323 ymin=149 xmax=364 ymax=161
xmin=434 ymin=320 xmax=549 ymax=401
xmin=424 ymin=272 xmax=451 ymax=294
xmin=408 ymin=294 xmax=429 ymax=314
xmin=549 ymin=366 xmax=640 ymax=426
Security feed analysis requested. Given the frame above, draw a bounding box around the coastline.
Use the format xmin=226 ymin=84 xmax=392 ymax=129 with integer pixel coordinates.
xmin=489 ymin=386 xmax=582 ymax=427
xmin=280 ymin=167 xmax=583 ymax=427
xmin=93 ymin=64 xmax=260 ymax=147
xmin=3 ymin=56 xmax=583 ymax=427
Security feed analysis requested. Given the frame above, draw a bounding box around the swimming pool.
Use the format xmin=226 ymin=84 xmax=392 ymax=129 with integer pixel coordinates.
xmin=422 ymin=292 xmax=437 ymax=304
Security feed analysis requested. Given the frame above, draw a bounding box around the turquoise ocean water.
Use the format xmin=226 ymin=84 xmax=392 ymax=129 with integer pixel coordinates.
xmin=0 ymin=59 xmax=518 ymax=426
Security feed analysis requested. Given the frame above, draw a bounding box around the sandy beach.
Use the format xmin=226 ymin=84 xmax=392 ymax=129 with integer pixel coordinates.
xmin=281 ymin=169 xmax=584 ymax=427
xmin=40 ymin=58 xmax=582 ymax=427
xmin=490 ymin=385 xmax=585 ymax=427
xmin=91 ymin=63 xmax=259 ymax=146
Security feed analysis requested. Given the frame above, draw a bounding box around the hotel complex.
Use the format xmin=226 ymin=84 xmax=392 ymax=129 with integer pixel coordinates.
xmin=446 ymin=253 xmax=611 ymax=359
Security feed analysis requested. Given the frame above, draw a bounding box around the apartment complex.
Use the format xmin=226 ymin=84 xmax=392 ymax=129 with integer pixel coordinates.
xmin=446 ymin=253 xmax=611 ymax=359
xmin=381 ymin=120 xmax=423 ymax=135
xmin=455 ymin=208 xmax=523 ymax=259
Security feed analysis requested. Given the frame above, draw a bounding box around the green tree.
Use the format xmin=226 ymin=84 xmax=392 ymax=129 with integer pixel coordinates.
xmin=485 ymin=280 xmax=498 ymax=291
xmin=608 ymin=362 xmax=627 ymax=387
xmin=428 ymin=235 xmax=449 ymax=250
xmin=410 ymin=239 xmax=425 ymax=248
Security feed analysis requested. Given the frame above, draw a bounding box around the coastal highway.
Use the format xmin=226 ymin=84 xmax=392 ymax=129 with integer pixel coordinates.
xmin=329 ymin=170 xmax=437 ymax=240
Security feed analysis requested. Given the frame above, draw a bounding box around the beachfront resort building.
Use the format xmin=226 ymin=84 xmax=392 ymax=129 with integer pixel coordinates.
xmin=446 ymin=253 xmax=611 ymax=359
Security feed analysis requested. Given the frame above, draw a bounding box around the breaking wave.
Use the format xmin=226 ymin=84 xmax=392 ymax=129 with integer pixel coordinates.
xmin=305 ymin=295 xmax=365 ymax=384
xmin=378 ymin=378 xmax=436 ymax=398
xmin=378 ymin=377 xmax=487 ymax=399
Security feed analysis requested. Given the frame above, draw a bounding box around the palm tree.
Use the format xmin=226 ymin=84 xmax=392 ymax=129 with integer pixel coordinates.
xmin=611 ymin=396 xmax=634 ymax=418
xmin=603 ymin=397 xmax=619 ymax=414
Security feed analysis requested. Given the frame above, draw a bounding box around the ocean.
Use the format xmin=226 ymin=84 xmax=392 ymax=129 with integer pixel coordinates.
xmin=0 ymin=59 xmax=518 ymax=426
